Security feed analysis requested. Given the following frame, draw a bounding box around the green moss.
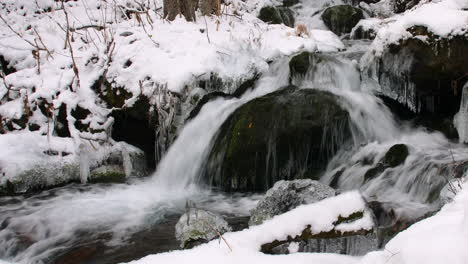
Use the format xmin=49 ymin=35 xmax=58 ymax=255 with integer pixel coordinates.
xmin=258 ymin=6 xmax=283 ymax=25
xmin=289 ymin=52 xmax=311 ymax=76
xmin=383 ymin=144 xmax=409 ymax=167
xmin=89 ymin=171 xmax=126 ymax=183
xmin=258 ymin=6 xmax=295 ymax=27
xmin=322 ymin=5 xmax=364 ymax=35
xmin=203 ymin=86 xmax=351 ymax=192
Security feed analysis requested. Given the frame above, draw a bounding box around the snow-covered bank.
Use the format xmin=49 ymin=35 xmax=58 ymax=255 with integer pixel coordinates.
xmin=0 ymin=131 xmax=147 ymax=193
xmin=123 ymin=180 xmax=468 ymax=264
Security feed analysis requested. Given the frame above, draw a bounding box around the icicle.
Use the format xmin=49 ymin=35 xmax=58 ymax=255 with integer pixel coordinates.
xmin=79 ymin=143 xmax=90 ymax=184
xmin=454 ymin=82 xmax=468 ymax=144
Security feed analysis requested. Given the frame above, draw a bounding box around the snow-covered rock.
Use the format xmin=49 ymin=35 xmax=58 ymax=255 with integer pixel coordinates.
xmin=249 ymin=179 xmax=336 ymax=226
xmin=361 ymin=0 xmax=467 ymax=122
xmin=122 ymin=191 xmax=374 ymax=264
xmin=175 ymin=208 xmax=232 ymax=249
xmin=0 ymin=131 xmax=147 ymax=194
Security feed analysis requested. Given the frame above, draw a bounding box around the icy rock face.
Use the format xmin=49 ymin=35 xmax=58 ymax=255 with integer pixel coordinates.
xmin=88 ymin=143 xmax=148 ymax=183
xmin=249 ymin=179 xmax=336 ymax=226
xmin=175 ymin=208 xmax=231 ymax=249
xmin=268 ymin=233 xmax=378 ymax=255
xmin=362 ymin=26 xmax=468 ymax=117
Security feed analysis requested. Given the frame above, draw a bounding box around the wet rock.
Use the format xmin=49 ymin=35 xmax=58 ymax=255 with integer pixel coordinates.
xmin=111 ymin=95 xmax=156 ymax=169
xmin=383 ymin=144 xmax=409 ymax=167
xmin=175 ymin=208 xmax=231 ymax=249
xmin=283 ymin=0 xmax=299 ymax=7
xmin=203 ymin=86 xmax=351 ymax=192
xmin=364 ymin=144 xmax=409 ymax=182
xmin=322 ymin=5 xmax=364 ymax=35
xmin=393 ymin=0 xmax=421 ymax=13
xmin=186 ymin=92 xmax=233 ymax=121
xmin=249 ymin=179 xmax=336 ymax=226
xmin=370 ymin=26 xmax=468 ymax=119
xmin=351 ymin=24 xmax=377 ymax=40
xmin=258 ymin=6 xmax=295 ymax=27
xmin=289 ymin=52 xmax=312 ymax=76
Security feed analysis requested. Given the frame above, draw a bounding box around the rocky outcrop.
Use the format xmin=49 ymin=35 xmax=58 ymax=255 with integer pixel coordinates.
xmin=368 ymin=26 xmax=468 ymax=119
xmin=202 ymin=86 xmax=351 ymax=192
xmin=175 ymin=208 xmax=231 ymax=249
xmin=249 ymin=179 xmax=336 ymax=226
xmin=258 ymin=6 xmax=295 ymax=27
xmin=322 ymin=5 xmax=364 ymax=36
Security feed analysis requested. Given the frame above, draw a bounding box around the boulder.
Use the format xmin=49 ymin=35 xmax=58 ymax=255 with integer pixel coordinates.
xmin=289 ymin=52 xmax=312 ymax=76
xmin=202 ymin=86 xmax=351 ymax=192
xmin=258 ymin=6 xmax=295 ymax=27
xmin=249 ymin=179 xmax=336 ymax=226
xmin=175 ymin=208 xmax=231 ymax=249
xmin=364 ymin=144 xmax=409 ymax=182
xmin=322 ymin=5 xmax=364 ymax=35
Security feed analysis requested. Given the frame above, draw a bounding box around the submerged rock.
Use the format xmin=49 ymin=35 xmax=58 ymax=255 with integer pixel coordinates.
xmin=202 ymin=86 xmax=351 ymax=192
xmin=258 ymin=6 xmax=295 ymax=27
xmin=322 ymin=5 xmax=364 ymax=36
xmin=249 ymin=179 xmax=336 ymax=226
xmin=175 ymin=208 xmax=231 ymax=249
xmin=364 ymin=144 xmax=409 ymax=182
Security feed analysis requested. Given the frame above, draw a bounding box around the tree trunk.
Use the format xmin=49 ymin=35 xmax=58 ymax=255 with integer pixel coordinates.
xmin=200 ymin=0 xmax=220 ymax=16
xmin=163 ymin=0 xmax=197 ymax=21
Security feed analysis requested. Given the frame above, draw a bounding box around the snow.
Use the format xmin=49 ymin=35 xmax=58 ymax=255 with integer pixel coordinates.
xmin=359 ymin=180 xmax=468 ymax=264
xmin=122 ymin=191 xmax=372 ymax=264
xmin=0 ymin=131 xmax=77 ymax=184
xmin=363 ymin=0 xmax=468 ymax=58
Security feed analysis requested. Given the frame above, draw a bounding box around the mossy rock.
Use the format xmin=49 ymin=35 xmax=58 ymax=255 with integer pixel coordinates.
xmin=322 ymin=5 xmax=364 ymax=35
xmin=202 ymin=86 xmax=351 ymax=192
xmin=89 ymin=165 xmax=127 ymax=183
xmin=289 ymin=52 xmax=313 ymax=76
xmin=258 ymin=6 xmax=295 ymax=27
xmin=383 ymin=144 xmax=409 ymax=167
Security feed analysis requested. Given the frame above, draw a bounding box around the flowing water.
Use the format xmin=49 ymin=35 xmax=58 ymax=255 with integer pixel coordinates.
xmin=1 ymin=26 xmax=468 ymax=264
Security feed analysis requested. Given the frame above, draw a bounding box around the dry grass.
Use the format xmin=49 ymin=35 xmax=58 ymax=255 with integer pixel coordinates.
xmin=295 ymin=23 xmax=310 ymax=37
